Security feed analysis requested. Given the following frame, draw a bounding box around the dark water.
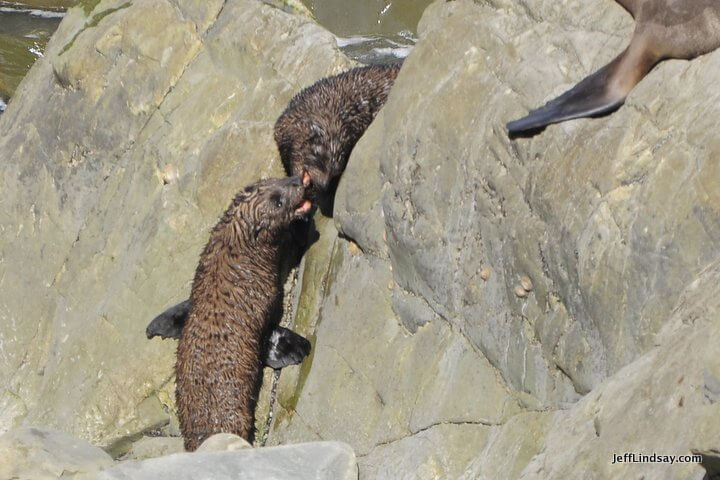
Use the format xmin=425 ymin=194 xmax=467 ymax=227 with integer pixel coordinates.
xmin=0 ymin=4 xmax=63 ymax=108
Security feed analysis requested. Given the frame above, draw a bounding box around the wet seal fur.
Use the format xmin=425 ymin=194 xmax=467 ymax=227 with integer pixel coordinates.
xmin=147 ymin=300 xmax=310 ymax=369
xmin=275 ymin=63 xmax=401 ymax=209
xmin=148 ymin=65 xmax=401 ymax=352
xmin=507 ymin=0 xmax=720 ymax=135
xmin=175 ymin=176 xmax=312 ymax=451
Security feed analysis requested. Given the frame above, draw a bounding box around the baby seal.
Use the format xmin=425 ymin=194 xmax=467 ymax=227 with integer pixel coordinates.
xmin=274 ymin=63 xmax=401 ymax=197
xmin=148 ymin=65 xmax=402 ymax=354
xmin=507 ymin=0 xmax=720 ymax=134
xmin=175 ymin=176 xmax=312 ymax=451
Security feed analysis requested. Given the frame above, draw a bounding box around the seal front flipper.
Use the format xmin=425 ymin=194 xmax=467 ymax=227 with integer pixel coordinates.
xmin=146 ymin=300 xmax=311 ymax=369
xmin=264 ymin=326 xmax=312 ymax=369
xmin=146 ymin=299 xmax=190 ymax=339
xmin=507 ymin=34 xmax=658 ymax=135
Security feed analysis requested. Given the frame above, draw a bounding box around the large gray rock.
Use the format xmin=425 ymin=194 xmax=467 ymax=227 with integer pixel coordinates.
xmin=0 ymin=0 xmax=351 ymax=450
xmin=270 ymin=0 xmax=720 ymax=478
xmin=96 ymin=441 xmax=357 ymax=480
xmin=0 ymin=427 xmax=113 ymax=480
xmin=517 ymin=260 xmax=720 ymax=479
xmin=122 ymin=436 xmax=184 ymax=461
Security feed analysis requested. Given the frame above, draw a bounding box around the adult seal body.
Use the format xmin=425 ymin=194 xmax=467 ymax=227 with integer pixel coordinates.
xmin=175 ymin=176 xmax=312 ymax=451
xmin=507 ymin=0 xmax=720 ymax=134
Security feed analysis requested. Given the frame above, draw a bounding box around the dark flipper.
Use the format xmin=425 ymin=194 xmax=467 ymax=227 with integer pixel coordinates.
xmin=265 ymin=326 xmax=312 ymax=369
xmin=146 ymin=299 xmax=190 ymax=339
xmin=146 ymin=300 xmax=312 ymax=369
xmin=506 ymin=54 xmax=627 ymax=135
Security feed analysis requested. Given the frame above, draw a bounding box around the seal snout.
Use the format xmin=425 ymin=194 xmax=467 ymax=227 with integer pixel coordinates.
xmin=283 ymin=175 xmax=312 ymax=218
xmin=294 ymin=199 xmax=313 ymax=217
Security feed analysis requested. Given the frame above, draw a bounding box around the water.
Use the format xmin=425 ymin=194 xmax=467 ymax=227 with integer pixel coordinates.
xmin=0 ymin=2 xmax=63 ymax=106
xmin=300 ymin=0 xmax=433 ymax=64
xmin=335 ymin=31 xmax=415 ymax=65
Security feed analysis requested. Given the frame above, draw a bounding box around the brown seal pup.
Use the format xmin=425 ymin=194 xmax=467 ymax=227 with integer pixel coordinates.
xmin=507 ymin=0 xmax=720 ymax=134
xmin=146 ymin=300 xmax=311 ymax=369
xmin=146 ymin=65 xmax=401 ymax=332
xmin=274 ymin=63 xmax=401 ymax=198
xmin=175 ymin=176 xmax=312 ymax=451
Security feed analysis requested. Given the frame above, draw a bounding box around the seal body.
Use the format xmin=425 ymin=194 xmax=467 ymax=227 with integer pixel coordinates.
xmin=175 ymin=176 xmax=311 ymax=451
xmin=274 ymin=63 xmax=401 ymax=195
xmin=147 ymin=301 xmax=311 ymax=369
xmin=507 ymin=0 xmax=720 ymax=134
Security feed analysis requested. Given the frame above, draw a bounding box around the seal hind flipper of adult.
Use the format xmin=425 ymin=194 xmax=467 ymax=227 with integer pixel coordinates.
xmin=146 ymin=299 xmax=191 ymax=340
xmin=147 ymin=300 xmax=311 ymax=368
xmin=506 ymin=58 xmax=627 ymax=134
xmin=507 ymin=0 xmax=720 ymax=135
xmin=264 ymin=326 xmax=312 ymax=369
xmin=507 ymin=34 xmax=657 ymax=135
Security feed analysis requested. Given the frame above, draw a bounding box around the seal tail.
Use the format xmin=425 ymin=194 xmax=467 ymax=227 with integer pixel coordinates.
xmin=507 ymin=35 xmax=657 ymax=135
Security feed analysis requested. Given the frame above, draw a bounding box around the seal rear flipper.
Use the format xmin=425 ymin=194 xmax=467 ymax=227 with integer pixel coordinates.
xmin=146 ymin=299 xmax=191 ymax=340
xmin=507 ymin=34 xmax=659 ymax=136
xmin=507 ymin=56 xmax=627 ymax=135
xmin=264 ymin=326 xmax=312 ymax=369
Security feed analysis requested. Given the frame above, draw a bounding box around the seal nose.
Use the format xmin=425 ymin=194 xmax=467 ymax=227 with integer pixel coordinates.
xmin=289 ymin=176 xmax=303 ymax=187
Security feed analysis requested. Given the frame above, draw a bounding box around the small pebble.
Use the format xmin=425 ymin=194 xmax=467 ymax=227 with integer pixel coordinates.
xmin=520 ymin=275 xmax=533 ymax=292
xmin=480 ymin=267 xmax=491 ymax=281
xmin=348 ymin=241 xmax=362 ymax=256
xmin=514 ymin=285 xmax=527 ymax=298
xmin=161 ymin=164 xmax=179 ymax=185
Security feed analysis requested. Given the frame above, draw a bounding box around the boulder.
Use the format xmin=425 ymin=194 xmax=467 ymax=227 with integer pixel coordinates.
xmin=271 ymin=0 xmax=720 ymax=478
xmin=0 ymin=0 xmax=351 ymax=450
xmin=0 ymin=427 xmax=113 ymax=480
xmin=95 ymin=441 xmax=357 ymax=480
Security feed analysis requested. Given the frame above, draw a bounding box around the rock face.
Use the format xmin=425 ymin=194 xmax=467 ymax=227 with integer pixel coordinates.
xmin=0 ymin=0 xmax=351 ymax=451
xmin=2 ymin=0 xmax=720 ymax=478
xmin=270 ymin=0 xmax=720 ymax=478
xmin=96 ymin=441 xmax=357 ymax=480
xmin=0 ymin=427 xmax=113 ymax=480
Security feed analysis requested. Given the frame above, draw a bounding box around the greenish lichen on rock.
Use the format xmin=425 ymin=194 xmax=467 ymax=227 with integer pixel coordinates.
xmin=59 ymin=2 xmax=132 ymax=55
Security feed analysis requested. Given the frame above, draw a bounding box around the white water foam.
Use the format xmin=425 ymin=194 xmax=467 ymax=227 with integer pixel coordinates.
xmin=0 ymin=98 xmax=7 ymax=113
xmin=29 ymin=43 xmax=43 ymax=57
xmin=0 ymin=6 xmax=65 ymax=18
xmin=371 ymin=46 xmax=412 ymax=59
xmin=334 ymin=35 xmax=374 ymax=48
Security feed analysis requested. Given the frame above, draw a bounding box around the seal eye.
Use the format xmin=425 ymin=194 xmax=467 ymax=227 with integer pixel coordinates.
xmin=270 ymin=193 xmax=283 ymax=209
